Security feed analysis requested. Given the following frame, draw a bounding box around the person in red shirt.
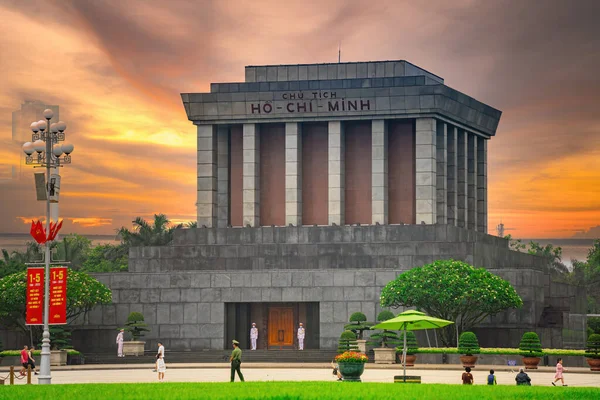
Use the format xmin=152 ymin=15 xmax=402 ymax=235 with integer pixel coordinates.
xmin=461 ymin=367 xmax=474 ymax=385
xmin=20 ymin=345 xmax=29 ymax=376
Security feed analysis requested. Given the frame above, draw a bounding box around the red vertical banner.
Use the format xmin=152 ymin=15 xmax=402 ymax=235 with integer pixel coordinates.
xmin=26 ymin=268 xmax=45 ymax=325
xmin=49 ymin=267 xmax=67 ymax=325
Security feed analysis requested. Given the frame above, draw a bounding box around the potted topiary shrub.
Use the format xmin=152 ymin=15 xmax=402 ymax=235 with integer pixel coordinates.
xmin=49 ymin=326 xmax=71 ymax=366
xmin=368 ymin=311 xmax=401 ymax=364
xmin=123 ymin=311 xmax=150 ymax=356
xmin=585 ymin=333 xmax=600 ymax=371
xmin=336 ymin=330 xmax=368 ymax=382
xmin=344 ymin=312 xmax=371 ymax=353
xmin=519 ymin=331 xmax=543 ymax=369
xmin=400 ymin=331 xmax=419 ymax=367
xmin=458 ymin=331 xmax=480 ymax=368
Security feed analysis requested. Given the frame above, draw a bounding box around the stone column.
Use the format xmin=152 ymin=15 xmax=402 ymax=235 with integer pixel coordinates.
xmin=457 ymin=129 xmax=468 ymax=229
xmin=217 ymin=126 xmax=229 ymax=228
xmin=436 ymin=121 xmax=447 ymax=225
xmin=372 ymin=120 xmax=388 ymax=225
xmin=197 ymin=125 xmax=217 ymax=227
xmin=328 ymin=121 xmax=344 ymax=225
xmin=285 ymin=122 xmax=302 ymax=226
xmin=446 ymin=126 xmax=458 ymax=226
xmin=243 ymin=123 xmax=260 ymax=227
xmin=467 ymin=133 xmax=478 ymax=231
xmin=415 ymin=118 xmax=437 ymax=224
xmin=477 ymin=137 xmax=488 ymax=233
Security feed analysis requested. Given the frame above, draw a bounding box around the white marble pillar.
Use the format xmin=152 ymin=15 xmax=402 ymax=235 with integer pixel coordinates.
xmin=216 ymin=126 xmax=229 ymax=228
xmin=436 ymin=121 xmax=447 ymax=225
xmin=456 ymin=129 xmax=468 ymax=229
xmin=415 ymin=118 xmax=437 ymax=224
xmin=243 ymin=123 xmax=260 ymax=227
xmin=477 ymin=137 xmax=488 ymax=233
xmin=446 ymin=126 xmax=458 ymax=226
xmin=328 ymin=121 xmax=344 ymax=225
xmin=285 ymin=122 xmax=302 ymax=226
xmin=197 ymin=125 xmax=218 ymax=227
xmin=467 ymin=133 xmax=478 ymax=231
xmin=372 ymin=120 xmax=388 ymax=225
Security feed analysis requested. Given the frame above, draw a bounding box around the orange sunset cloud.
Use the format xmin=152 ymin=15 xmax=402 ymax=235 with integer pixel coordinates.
xmin=0 ymin=0 xmax=599 ymax=239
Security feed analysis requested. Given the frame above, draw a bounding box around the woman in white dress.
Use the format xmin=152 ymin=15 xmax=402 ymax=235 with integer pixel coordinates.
xmin=157 ymin=355 xmax=166 ymax=382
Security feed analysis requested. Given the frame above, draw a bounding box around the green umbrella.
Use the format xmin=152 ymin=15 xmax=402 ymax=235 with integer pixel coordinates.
xmin=371 ymin=310 xmax=454 ymax=382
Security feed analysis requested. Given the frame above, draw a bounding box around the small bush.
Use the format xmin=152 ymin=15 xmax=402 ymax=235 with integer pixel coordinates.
xmin=338 ymin=330 xmax=359 ymax=353
xmin=458 ymin=331 xmax=480 ymax=355
xmin=585 ymin=333 xmax=600 ymax=359
xmin=519 ymin=332 xmax=543 ymax=357
xmin=125 ymin=312 xmax=150 ymax=341
xmin=344 ymin=312 xmax=371 ymax=339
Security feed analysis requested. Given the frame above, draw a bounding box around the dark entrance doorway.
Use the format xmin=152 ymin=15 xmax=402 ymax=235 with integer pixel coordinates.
xmin=225 ymin=302 xmax=319 ymax=350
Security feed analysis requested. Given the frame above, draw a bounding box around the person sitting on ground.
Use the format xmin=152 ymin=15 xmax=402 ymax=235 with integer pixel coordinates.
xmin=515 ymin=368 xmax=531 ymax=386
xmin=331 ymin=360 xmax=342 ymax=381
xmin=487 ymin=369 xmax=497 ymax=385
xmin=462 ymin=367 xmax=474 ymax=385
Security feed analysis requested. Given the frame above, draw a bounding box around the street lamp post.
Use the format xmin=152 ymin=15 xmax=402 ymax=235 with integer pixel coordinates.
xmin=22 ymin=109 xmax=74 ymax=385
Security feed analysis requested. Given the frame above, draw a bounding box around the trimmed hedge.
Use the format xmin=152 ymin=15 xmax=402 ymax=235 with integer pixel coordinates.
xmin=586 ymin=333 xmax=600 ymax=359
xmin=402 ymin=347 xmax=586 ymax=356
xmin=0 ymin=349 xmax=81 ymax=357
xmin=519 ymin=332 xmax=543 ymax=357
xmin=458 ymin=331 xmax=480 ymax=355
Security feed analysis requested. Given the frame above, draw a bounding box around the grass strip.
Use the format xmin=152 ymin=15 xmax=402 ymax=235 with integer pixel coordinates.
xmin=0 ymin=382 xmax=598 ymax=400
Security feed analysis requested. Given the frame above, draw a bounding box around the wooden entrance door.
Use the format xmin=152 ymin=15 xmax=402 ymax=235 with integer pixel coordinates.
xmin=268 ymin=307 xmax=294 ymax=348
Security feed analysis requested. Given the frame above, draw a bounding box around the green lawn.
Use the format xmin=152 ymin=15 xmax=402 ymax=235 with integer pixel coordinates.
xmin=0 ymin=382 xmax=598 ymax=400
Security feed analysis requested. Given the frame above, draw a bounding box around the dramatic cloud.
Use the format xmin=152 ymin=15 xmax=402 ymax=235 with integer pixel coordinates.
xmin=1 ymin=0 xmax=599 ymax=238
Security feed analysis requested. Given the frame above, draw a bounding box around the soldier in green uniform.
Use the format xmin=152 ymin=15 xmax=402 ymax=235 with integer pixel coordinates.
xmin=230 ymin=340 xmax=245 ymax=382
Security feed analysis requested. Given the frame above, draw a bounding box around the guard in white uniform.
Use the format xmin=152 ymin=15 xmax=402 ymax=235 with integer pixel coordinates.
xmin=250 ymin=322 xmax=258 ymax=350
xmin=297 ymin=323 xmax=305 ymax=350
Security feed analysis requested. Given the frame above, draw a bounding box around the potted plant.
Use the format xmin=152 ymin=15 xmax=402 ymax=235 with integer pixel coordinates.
xmin=458 ymin=331 xmax=480 ymax=368
xmin=49 ymin=326 xmax=71 ymax=366
xmin=368 ymin=311 xmax=401 ymax=364
xmin=585 ymin=333 xmax=600 ymax=371
xmin=400 ymin=331 xmax=419 ymax=367
xmin=336 ymin=331 xmax=368 ymax=382
xmin=344 ymin=312 xmax=371 ymax=353
xmin=123 ymin=311 xmax=150 ymax=356
xmin=519 ymin=332 xmax=543 ymax=369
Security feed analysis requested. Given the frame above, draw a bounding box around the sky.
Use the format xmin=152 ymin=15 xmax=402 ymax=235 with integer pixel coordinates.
xmin=0 ymin=0 xmax=599 ymax=239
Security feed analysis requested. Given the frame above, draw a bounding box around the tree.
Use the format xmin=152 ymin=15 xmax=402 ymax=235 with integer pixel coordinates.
xmin=124 ymin=311 xmax=150 ymax=341
xmin=344 ymin=312 xmax=371 ymax=340
xmin=569 ymin=240 xmax=600 ymax=313
xmin=52 ymin=234 xmax=92 ymax=270
xmin=338 ymin=330 xmax=359 ymax=353
xmin=117 ymin=214 xmax=183 ymax=247
xmin=380 ymin=259 xmax=523 ymax=346
xmin=81 ymin=244 xmax=128 ymax=273
xmin=368 ymin=310 xmax=401 ymax=348
xmin=0 ymin=249 xmax=26 ymax=279
xmin=0 ymin=269 xmax=112 ymax=344
xmin=505 ymin=235 xmax=569 ymax=277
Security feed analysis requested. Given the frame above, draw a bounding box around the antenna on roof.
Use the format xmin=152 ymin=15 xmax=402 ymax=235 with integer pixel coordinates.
xmin=338 ymin=42 xmax=341 ymax=63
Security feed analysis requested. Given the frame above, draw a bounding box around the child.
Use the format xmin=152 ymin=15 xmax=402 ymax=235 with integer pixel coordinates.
xmin=552 ymin=358 xmax=567 ymax=386
xmin=487 ymin=369 xmax=497 ymax=385
xmin=462 ymin=367 xmax=474 ymax=385
xmin=157 ymin=354 xmax=166 ymax=382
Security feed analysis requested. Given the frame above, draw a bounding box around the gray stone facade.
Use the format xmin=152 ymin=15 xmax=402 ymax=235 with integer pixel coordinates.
xmin=71 ymin=225 xmax=586 ymax=353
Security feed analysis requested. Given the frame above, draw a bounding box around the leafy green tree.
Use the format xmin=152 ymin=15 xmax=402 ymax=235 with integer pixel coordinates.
xmin=81 ymin=244 xmax=128 ymax=272
xmin=505 ymin=235 xmax=569 ymax=276
xmin=570 ymin=240 xmax=600 ymax=313
xmin=380 ymin=260 xmax=523 ymax=346
xmin=368 ymin=310 xmax=401 ymax=348
xmin=124 ymin=312 xmax=150 ymax=341
xmin=458 ymin=331 xmax=480 ymax=356
xmin=52 ymin=234 xmax=92 ymax=270
xmin=0 ymin=269 xmax=112 ymax=344
xmin=117 ymin=214 xmax=183 ymax=247
xmin=338 ymin=330 xmax=359 ymax=353
xmin=0 ymin=249 xmax=27 ymax=279
xmin=344 ymin=312 xmax=371 ymax=340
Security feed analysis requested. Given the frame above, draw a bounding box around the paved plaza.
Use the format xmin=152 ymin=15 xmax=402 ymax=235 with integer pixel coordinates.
xmin=3 ymin=364 xmax=599 ymax=387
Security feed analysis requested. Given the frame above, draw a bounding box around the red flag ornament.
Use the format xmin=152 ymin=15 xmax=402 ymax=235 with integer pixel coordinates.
xmin=30 ymin=220 xmax=47 ymax=244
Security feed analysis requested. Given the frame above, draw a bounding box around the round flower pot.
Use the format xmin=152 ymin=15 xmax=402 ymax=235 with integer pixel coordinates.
xmin=459 ymin=355 xmax=478 ymax=368
xmin=400 ymin=354 xmax=417 ymax=367
xmin=338 ymin=362 xmax=365 ymax=382
xmin=586 ymin=358 xmax=600 ymax=371
xmin=522 ymin=357 xmax=541 ymax=369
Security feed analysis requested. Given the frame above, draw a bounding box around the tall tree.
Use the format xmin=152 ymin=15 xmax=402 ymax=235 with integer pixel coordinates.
xmin=380 ymin=260 xmax=523 ymax=346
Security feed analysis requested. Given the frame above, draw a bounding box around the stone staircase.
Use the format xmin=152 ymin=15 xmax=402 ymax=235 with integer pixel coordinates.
xmin=84 ymin=349 xmax=338 ymax=365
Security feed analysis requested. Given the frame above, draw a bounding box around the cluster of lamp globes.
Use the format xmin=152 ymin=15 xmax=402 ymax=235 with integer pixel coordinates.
xmin=21 ymin=108 xmax=74 ymax=164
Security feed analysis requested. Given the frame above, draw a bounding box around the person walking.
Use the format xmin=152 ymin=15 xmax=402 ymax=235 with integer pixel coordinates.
xmin=27 ymin=346 xmax=39 ymax=375
xmin=487 ymin=369 xmax=497 ymax=385
xmin=297 ymin=323 xmax=305 ymax=350
xmin=230 ymin=340 xmax=245 ymax=382
xmin=515 ymin=368 xmax=532 ymax=385
xmin=116 ymin=329 xmax=125 ymax=357
xmin=552 ymin=358 xmax=567 ymax=386
xmin=461 ymin=367 xmax=474 ymax=385
xmin=20 ymin=345 xmax=29 ymax=376
xmin=250 ymin=323 xmax=258 ymax=350
xmin=153 ymin=341 xmax=165 ymax=372
xmin=156 ymin=354 xmax=166 ymax=382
